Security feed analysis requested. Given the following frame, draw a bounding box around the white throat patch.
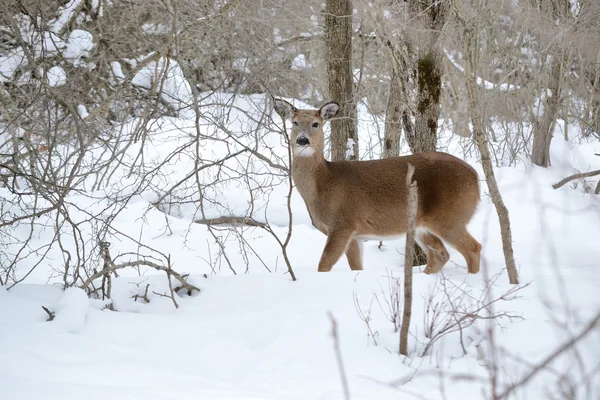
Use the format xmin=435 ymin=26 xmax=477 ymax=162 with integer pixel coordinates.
xmin=293 ymin=145 xmax=315 ymax=157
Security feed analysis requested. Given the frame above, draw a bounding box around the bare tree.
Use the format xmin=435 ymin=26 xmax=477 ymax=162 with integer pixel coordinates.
xmin=530 ymin=0 xmax=569 ymax=167
xmin=0 ymin=0 xmax=307 ymax=291
xmin=453 ymin=0 xmax=519 ymax=284
xmin=325 ymin=0 xmax=358 ymax=161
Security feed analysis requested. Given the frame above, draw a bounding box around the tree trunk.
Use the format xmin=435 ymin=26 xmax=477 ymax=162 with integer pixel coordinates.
xmin=412 ymin=52 xmax=442 ymax=153
xmin=531 ymin=0 xmax=567 ymax=167
xmin=383 ymin=66 xmax=427 ymax=265
xmin=461 ymin=25 xmax=519 ymax=285
xmin=408 ymin=54 xmax=442 ymax=265
xmin=400 ymin=164 xmax=417 ymax=356
xmin=383 ymin=68 xmax=403 ymax=159
xmin=406 ymin=2 xmax=445 ymax=265
xmin=532 ymin=54 xmax=562 ymax=167
xmin=325 ymin=0 xmax=358 ymax=161
xmin=404 ymin=0 xmax=447 ymax=154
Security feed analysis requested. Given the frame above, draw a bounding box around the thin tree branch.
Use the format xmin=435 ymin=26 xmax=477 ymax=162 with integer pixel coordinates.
xmin=80 ymin=259 xmax=200 ymax=294
xmin=497 ymin=311 xmax=600 ymax=399
xmin=194 ymin=216 xmax=268 ymax=229
xmin=552 ymin=169 xmax=600 ymax=190
xmin=328 ymin=312 xmax=351 ymax=400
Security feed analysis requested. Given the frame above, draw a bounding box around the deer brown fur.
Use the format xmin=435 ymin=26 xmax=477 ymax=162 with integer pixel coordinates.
xmin=273 ymin=98 xmax=482 ymax=275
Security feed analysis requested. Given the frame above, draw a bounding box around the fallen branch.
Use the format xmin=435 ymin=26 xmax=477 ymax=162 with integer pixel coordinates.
xmin=81 ymin=242 xmax=199 ymax=307
xmin=81 ymin=259 xmax=199 ymax=295
xmin=552 ymin=169 xmax=600 ymax=192
xmin=194 ymin=216 xmax=268 ymax=229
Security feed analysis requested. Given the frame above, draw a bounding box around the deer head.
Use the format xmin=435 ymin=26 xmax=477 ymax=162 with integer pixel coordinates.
xmin=273 ymin=98 xmax=339 ymax=158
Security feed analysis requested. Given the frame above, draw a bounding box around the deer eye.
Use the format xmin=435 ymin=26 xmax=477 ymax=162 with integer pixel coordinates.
xmin=312 ymin=122 xmax=319 ymax=128
xmin=293 ymin=121 xmax=299 ymax=126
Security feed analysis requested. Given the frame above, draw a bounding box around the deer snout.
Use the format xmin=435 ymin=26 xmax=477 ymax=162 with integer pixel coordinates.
xmin=296 ymin=136 xmax=310 ymax=146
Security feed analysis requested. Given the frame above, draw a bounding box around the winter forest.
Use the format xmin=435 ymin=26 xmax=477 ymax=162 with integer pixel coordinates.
xmin=1 ymin=0 xmax=599 ymax=399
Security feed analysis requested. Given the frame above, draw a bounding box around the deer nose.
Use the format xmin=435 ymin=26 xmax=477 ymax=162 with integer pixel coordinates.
xmin=296 ymin=136 xmax=310 ymax=146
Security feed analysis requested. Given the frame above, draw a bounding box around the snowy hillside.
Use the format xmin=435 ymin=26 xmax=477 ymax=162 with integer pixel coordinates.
xmin=1 ymin=93 xmax=600 ymax=400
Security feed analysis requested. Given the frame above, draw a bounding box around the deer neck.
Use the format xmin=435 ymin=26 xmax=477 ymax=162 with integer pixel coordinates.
xmin=291 ymin=150 xmax=329 ymax=205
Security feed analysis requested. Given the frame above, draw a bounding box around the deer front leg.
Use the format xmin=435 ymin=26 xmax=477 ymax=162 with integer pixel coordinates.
xmin=345 ymin=239 xmax=363 ymax=271
xmin=318 ymin=230 xmax=354 ymax=272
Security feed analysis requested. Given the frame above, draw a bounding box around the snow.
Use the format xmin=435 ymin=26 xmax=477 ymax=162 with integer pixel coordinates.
xmin=346 ymin=137 xmax=356 ymax=159
xmin=445 ymin=50 xmax=520 ymax=91
xmin=131 ymin=55 xmax=193 ymax=114
xmin=0 ymin=48 xmax=26 ymax=82
xmin=1 ymin=93 xmax=599 ymax=399
xmin=52 ymin=287 xmax=90 ymax=334
xmin=52 ymin=0 xmax=84 ymax=33
xmin=111 ymin=61 xmax=126 ymax=82
xmin=77 ymin=104 xmax=89 ymax=118
xmin=291 ymin=54 xmax=307 ymax=70
xmin=64 ymin=29 xmax=95 ymax=65
xmin=47 ymin=66 xmax=66 ymax=87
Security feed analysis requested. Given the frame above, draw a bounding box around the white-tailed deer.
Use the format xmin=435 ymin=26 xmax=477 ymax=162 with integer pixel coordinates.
xmin=273 ymin=98 xmax=482 ymax=274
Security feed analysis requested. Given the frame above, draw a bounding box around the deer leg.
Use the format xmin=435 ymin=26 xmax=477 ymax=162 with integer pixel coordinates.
xmin=416 ymin=229 xmax=450 ymax=274
xmin=435 ymin=228 xmax=481 ymax=274
xmin=318 ymin=230 xmax=354 ymax=272
xmin=345 ymin=239 xmax=363 ymax=271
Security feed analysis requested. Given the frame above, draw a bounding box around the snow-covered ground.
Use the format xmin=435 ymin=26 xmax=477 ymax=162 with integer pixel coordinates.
xmin=1 ymin=93 xmax=599 ymax=399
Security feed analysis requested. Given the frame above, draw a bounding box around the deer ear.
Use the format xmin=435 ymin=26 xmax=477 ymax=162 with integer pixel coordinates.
xmin=319 ymin=102 xmax=340 ymax=120
xmin=273 ymin=98 xmax=297 ymax=121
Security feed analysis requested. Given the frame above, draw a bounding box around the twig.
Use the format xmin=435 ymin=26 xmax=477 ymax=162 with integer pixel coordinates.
xmin=353 ymin=292 xmax=379 ymax=346
xmin=80 ymin=259 xmax=200 ymax=294
xmin=328 ymin=312 xmax=351 ymax=400
xmin=165 ymin=256 xmax=179 ymax=308
xmin=497 ymin=310 xmax=600 ymax=399
xmin=41 ymin=305 xmax=55 ymax=321
xmin=552 ymin=169 xmax=600 ymax=190
xmin=263 ymin=106 xmax=297 ymax=281
xmin=132 ymin=284 xmax=151 ymax=303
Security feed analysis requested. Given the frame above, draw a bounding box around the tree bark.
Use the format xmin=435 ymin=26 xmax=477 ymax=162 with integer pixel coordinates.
xmin=404 ymin=0 xmax=447 ymax=154
xmin=325 ymin=0 xmax=358 ymax=161
xmin=410 ymin=54 xmax=441 ymax=264
xmin=461 ymin=24 xmax=519 ymax=285
xmin=383 ymin=68 xmax=403 ymax=159
xmin=531 ymin=0 xmax=567 ymax=167
xmin=532 ymin=54 xmax=562 ymax=167
xmin=400 ymin=164 xmax=417 ymax=356
xmin=412 ymin=52 xmax=442 ymax=153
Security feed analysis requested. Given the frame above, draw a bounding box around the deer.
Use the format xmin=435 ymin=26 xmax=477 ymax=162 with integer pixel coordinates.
xmin=273 ymin=98 xmax=482 ymax=275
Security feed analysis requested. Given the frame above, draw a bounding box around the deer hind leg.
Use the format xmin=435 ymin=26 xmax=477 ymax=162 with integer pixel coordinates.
xmin=345 ymin=239 xmax=363 ymax=271
xmin=318 ymin=230 xmax=354 ymax=272
xmin=436 ymin=227 xmax=482 ymax=274
xmin=416 ymin=229 xmax=450 ymax=274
